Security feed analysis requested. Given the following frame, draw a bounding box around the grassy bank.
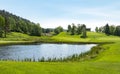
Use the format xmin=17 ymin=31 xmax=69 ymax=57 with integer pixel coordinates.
xmin=1 ymin=32 xmax=119 ymax=44
xmin=0 ymin=32 xmax=120 ymax=74
xmin=0 ymin=42 xmax=120 ymax=74
xmin=51 ymin=32 xmax=120 ymax=43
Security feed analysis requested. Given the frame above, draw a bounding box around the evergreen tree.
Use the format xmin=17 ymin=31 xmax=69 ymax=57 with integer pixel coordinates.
xmin=114 ymin=26 xmax=120 ymax=36
xmin=105 ymin=24 xmax=110 ymax=35
xmin=71 ymin=23 xmax=76 ymax=35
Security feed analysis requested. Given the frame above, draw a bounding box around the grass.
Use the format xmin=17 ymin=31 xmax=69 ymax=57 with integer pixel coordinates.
xmin=94 ymin=42 xmax=120 ymax=62
xmin=0 ymin=62 xmax=120 ymax=74
xmin=52 ymin=32 xmax=120 ymax=43
xmin=0 ymin=32 xmax=120 ymax=74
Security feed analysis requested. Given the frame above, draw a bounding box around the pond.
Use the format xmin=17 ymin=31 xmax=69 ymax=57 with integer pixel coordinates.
xmin=0 ymin=43 xmax=96 ymax=61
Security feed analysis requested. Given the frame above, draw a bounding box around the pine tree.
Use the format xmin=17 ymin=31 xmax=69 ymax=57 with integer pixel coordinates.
xmin=105 ymin=24 xmax=110 ymax=35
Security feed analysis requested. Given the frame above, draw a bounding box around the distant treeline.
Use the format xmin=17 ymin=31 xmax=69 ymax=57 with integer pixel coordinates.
xmin=67 ymin=23 xmax=87 ymax=38
xmin=95 ymin=24 xmax=120 ymax=36
xmin=43 ymin=23 xmax=89 ymax=38
xmin=0 ymin=10 xmax=120 ymax=38
xmin=0 ymin=10 xmax=42 ymax=37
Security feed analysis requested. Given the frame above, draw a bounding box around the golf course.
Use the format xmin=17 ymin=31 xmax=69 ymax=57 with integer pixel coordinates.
xmin=0 ymin=0 xmax=120 ymax=73
xmin=0 ymin=31 xmax=120 ymax=74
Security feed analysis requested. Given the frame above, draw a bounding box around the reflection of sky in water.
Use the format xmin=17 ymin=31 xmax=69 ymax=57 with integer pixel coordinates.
xmin=0 ymin=44 xmax=96 ymax=60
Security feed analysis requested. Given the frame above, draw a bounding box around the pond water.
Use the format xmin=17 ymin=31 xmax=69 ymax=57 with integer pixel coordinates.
xmin=0 ymin=43 xmax=96 ymax=61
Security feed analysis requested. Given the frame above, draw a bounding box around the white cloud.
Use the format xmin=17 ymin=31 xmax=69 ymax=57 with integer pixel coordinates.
xmin=38 ymin=18 xmax=104 ymax=31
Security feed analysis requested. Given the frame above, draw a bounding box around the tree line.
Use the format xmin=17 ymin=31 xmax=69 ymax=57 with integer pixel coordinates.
xmin=95 ymin=24 xmax=120 ymax=36
xmin=67 ymin=23 xmax=87 ymax=38
xmin=0 ymin=10 xmax=42 ymax=37
xmin=46 ymin=23 xmax=87 ymax=38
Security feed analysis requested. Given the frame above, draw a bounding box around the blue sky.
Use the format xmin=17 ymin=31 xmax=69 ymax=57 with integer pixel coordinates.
xmin=0 ymin=0 xmax=120 ymax=30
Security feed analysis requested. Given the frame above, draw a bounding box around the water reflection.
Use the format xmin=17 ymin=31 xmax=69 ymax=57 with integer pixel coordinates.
xmin=0 ymin=44 xmax=96 ymax=60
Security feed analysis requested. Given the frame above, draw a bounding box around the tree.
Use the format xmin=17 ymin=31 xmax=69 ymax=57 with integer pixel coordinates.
xmin=35 ymin=23 xmax=42 ymax=36
xmin=30 ymin=23 xmax=42 ymax=36
xmin=114 ymin=26 xmax=120 ymax=36
xmin=81 ymin=24 xmax=87 ymax=38
xmin=0 ymin=10 xmax=43 ymax=36
xmin=98 ymin=26 xmax=105 ymax=33
xmin=105 ymin=24 xmax=110 ymax=35
xmin=95 ymin=27 xmax=99 ymax=32
xmin=71 ymin=23 xmax=76 ymax=35
xmin=9 ymin=17 xmax=16 ymax=32
xmin=54 ymin=26 xmax=63 ymax=34
xmin=67 ymin=25 xmax=71 ymax=33
xmin=109 ymin=25 xmax=115 ymax=35
xmin=4 ymin=17 xmax=10 ymax=37
xmin=76 ymin=24 xmax=82 ymax=35
xmin=0 ymin=15 xmax=5 ymax=37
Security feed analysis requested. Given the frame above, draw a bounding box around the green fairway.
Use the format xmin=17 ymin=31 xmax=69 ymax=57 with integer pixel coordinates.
xmin=0 ymin=62 xmax=120 ymax=74
xmin=52 ymin=32 xmax=120 ymax=43
xmin=0 ymin=32 xmax=120 ymax=74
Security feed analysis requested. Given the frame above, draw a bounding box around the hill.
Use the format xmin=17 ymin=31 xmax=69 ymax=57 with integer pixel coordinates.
xmin=52 ymin=32 xmax=120 ymax=43
xmin=0 ymin=10 xmax=42 ymax=37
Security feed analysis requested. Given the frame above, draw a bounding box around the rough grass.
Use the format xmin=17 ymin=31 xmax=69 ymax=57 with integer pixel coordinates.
xmin=0 ymin=32 xmax=120 ymax=74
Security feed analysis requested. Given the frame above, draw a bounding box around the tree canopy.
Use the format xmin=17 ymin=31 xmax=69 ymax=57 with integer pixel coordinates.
xmin=96 ymin=24 xmax=120 ymax=36
xmin=0 ymin=10 xmax=42 ymax=37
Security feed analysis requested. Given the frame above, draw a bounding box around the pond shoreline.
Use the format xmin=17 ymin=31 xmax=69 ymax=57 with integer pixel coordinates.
xmin=0 ymin=40 xmax=107 ymax=62
xmin=0 ymin=40 xmax=113 ymax=46
xmin=0 ymin=44 xmax=104 ymax=62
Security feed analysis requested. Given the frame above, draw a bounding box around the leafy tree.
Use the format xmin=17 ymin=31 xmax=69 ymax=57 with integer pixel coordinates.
xmin=95 ymin=27 xmax=99 ymax=32
xmin=30 ymin=23 xmax=42 ymax=36
xmin=76 ymin=24 xmax=82 ymax=35
xmin=81 ymin=24 xmax=87 ymax=38
xmin=54 ymin=26 xmax=63 ymax=34
xmin=109 ymin=25 xmax=115 ymax=35
xmin=98 ymin=26 xmax=105 ymax=33
xmin=44 ymin=28 xmax=51 ymax=33
xmin=67 ymin=25 xmax=71 ymax=33
xmin=4 ymin=17 xmax=10 ymax=37
xmin=0 ymin=10 xmax=43 ymax=36
xmin=9 ymin=17 xmax=16 ymax=31
xmin=0 ymin=15 xmax=5 ymax=37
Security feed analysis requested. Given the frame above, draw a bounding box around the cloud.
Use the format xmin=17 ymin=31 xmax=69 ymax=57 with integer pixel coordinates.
xmin=39 ymin=18 xmax=105 ymax=31
xmin=1 ymin=0 xmax=120 ymax=31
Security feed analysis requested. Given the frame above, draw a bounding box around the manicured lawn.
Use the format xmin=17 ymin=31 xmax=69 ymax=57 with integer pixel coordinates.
xmin=0 ymin=62 xmax=120 ymax=74
xmin=0 ymin=32 xmax=120 ymax=74
xmin=94 ymin=42 xmax=120 ymax=62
